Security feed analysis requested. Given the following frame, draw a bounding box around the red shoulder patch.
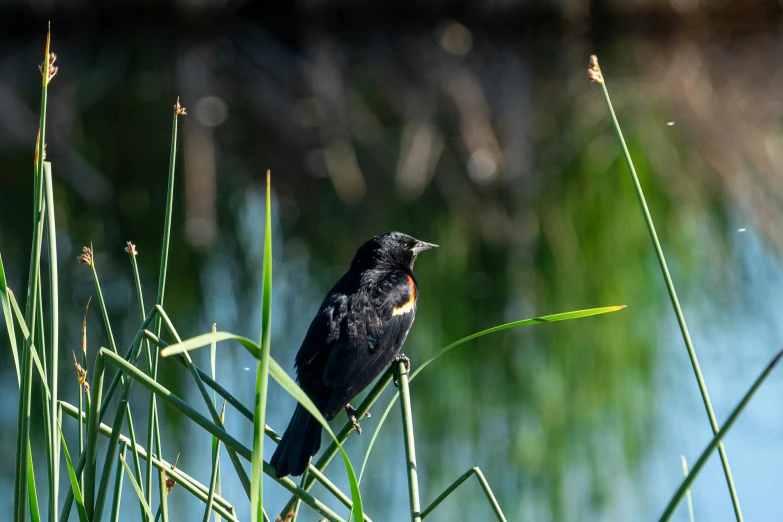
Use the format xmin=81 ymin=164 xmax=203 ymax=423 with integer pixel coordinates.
xmin=392 ymin=274 xmax=417 ymax=316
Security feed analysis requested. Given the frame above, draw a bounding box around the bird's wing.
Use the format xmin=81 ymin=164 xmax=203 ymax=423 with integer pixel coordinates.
xmin=322 ymin=270 xmax=416 ymax=392
xmin=294 ymin=291 xmax=349 ymax=374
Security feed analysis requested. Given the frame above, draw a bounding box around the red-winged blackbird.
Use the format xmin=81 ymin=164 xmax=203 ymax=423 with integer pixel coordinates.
xmin=270 ymin=232 xmax=437 ymax=478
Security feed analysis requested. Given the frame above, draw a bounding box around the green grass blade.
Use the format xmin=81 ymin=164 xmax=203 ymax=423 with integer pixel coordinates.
xmin=681 ymin=455 xmax=695 ymax=522
xmin=148 ymin=330 xmax=254 ymax=422
xmin=149 ymin=331 xmax=368 ymax=519
xmin=159 ymin=330 xmax=259 ymax=357
xmin=16 ymin=27 xmax=52 ymax=519
xmin=111 ymin=446 xmax=127 ymax=522
xmin=412 ymin=306 xmax=625 ymax=381
xmin=101 ymin=347 xmax=349 ymax=521
xmin=80 ymin=252 xmax=147 ymax=522
xmin=121 ymin=454 xmax=156 ymax=521
xmin=44 ymin=160 xmax=61 ymax=522
xmin=93 ymin=387 xmax=143 ymax=521
xmin=9 ymin=290 xmax=51 ymax=399
xmin=252 ymin=170 xmax=273 ymax=522
xmin=658 ymin=348 xmax=783 ymax=521
xmin=589 ymin=55 xmax=743 ymax=521
xmin=126 ymin=241 xmax=157 ymax=522
xmin=83 ymin=247 xmax=118 ymax=355
xmin=60 ymin=400 xmax=239 ymax=521
xmin=359 ymin=305 xmax=626 ymax=484
xmin=84 ymin=348 xmax=106 ymax=519
xmin=126 ymin=243 xmax=157 ymax=522
xmin=420 ymin=467 xmax=506 ymax=521
xmin=204 ymin=402 xmax=226 ymax=522
xmin=161 ymin=333 xmax=367 ymax=520
xmin=27 ymin=443 xmax=42 ymax=522
xmin=155 ymin=306 xmax=251 ymax=497
xmin=0 ymin=254 xmax=20 ymax=383
xmin=396 ymin=362 xmax=421 ymax=522
xmin=211 ymin=323 xmax=217 ymax=402
xmin=59 ymin=423 xmax=89 ymax=522
xmin=147 ymin=99 xmax=185 ymax=522
xmin=210 ymin=323 xmax=222 ymax=522
xmin=267 ymin=359 xmax=365 ymax=522
xmin=282 ymin=375 xmax=392 ymax=518
xmin=79 ymin=297 xmax=91 ymax=492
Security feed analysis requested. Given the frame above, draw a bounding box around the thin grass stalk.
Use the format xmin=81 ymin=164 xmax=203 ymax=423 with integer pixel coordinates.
xmin=43 ymin=160 xmax=61 ymax=522
xmin=15 ymin=150 xmax=44 ymax=520
xmin=155 ymin=305 xmax=251 ymax=497
xmin=251 ymin=170 xmax=273 ymax=521
xmin=588 ymin=54 xmax=743 ymax=521
xmin=127 ymin=242 xmax=158 ymax=522
xmin=96 ymin=307 xmax=158 ymax=420
xmin=160 ymin=335 xmax=368 ymax=521
xmin=58 ymin=306 xmax=158 ymax=522
xmin=0 ymin=255 xmax=20 ymax=382
xmin=357 ymin=307 xmax=626 ymax=491
xmin=94 ymin=389 xmax=139 ymax=521
xmin=111 ymin=445 xmax=128 ymax=522
xmin=280 ymin=372 xmax=393 ymax=517
xmin=36 ymin=270 xmax=55 ymax=522
xmin=145 ymin=329 xmax=367 ymax=513
xmin=205 ymin=326 xmax=222 ymax=522
xmin=396 ymin=361 xmax=422 ymax=522
xmin=84 ymin=346 xmax=106 ymax=519
xmin=27 ymin=442 xmax=42 ymax=522
xmin=419 ymin=467 xmax=506 ymax=521
xmin=15 ymin=28 xmax=52 ymax=518
xmin=58 ymin=412 xmax=88 ymax=522
xmin=54 ymin=322 xmax=152 ymax=519
xmin=8 ymin=291 xmax=52 ymax=398
xmin=100 ymin=347 xmax=350 ymax=522
xmin=84 ymin=250 xmax=147 ymax=518
xmin=659 ymin=347 xmax=783 ymax=521
xmin=145 ymin=330 xmax=255 ymax=422
xmin=78 ymin=384 xmax=84 ymax=485
xmin=203 ymin=402 xmax=225 ymax=522
xmin=144 ymin=331 xmax=368 ymax=518
xmin=87 ymin=251 xmax=118 ymax=355
xmin=146 ymin=98 xmax=185 ymax=522
xmin=121 ymin=454 xmax=156 ymax=521
xmin=78 ymin=297 xmax=91 ymax=491
xmin=680 ymin=456 xmax=695 ymax=522
xmin=60 ymin=401 xmax=238 ymax=519
xmin=35 ymin=278 xmax=55 ymax=522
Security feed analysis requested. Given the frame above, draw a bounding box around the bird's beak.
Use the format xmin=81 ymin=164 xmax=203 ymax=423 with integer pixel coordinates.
xmin=412 ymin=241 xmax=438 ymax=253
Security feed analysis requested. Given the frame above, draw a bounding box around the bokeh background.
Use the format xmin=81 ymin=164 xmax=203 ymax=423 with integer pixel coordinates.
xmin=2 ymin=1 xmax=783 ymax=520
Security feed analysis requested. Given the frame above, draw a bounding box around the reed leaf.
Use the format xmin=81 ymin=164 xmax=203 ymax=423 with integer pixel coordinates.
xmin=359 ymin=305 xmax=626 ymax=483
xmin=658 ymin=348 xmax=783 ymax=521
xmin=59 ymin=424 xmax=89 ymax=522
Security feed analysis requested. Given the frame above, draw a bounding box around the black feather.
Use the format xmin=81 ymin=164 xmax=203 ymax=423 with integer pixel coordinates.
xmin=270 ymin=232 xmax=435 ymax=478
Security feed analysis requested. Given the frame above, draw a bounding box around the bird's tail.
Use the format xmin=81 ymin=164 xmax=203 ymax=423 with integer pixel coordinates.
xmin=270 ymin=402 xmax=323 ymax=478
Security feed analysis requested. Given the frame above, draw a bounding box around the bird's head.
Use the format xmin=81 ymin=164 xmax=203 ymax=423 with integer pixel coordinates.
xmin=350 ymin=232 xmax=437 ymax=271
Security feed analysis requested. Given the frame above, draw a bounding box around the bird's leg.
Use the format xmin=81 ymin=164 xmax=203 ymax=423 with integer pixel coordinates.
xmin=345 ymin=404 xmax=367 ymax=434
xmin=392 ymin=353 xmax=411 ymax=387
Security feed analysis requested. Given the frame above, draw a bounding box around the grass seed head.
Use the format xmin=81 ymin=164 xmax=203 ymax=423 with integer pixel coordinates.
xmin=587 ymin=55 xmax=604 ymax=84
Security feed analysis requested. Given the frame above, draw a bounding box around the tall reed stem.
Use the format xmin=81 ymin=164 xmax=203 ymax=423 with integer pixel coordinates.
xmin=397 ymin=361 xmax=422 ymax=522
xmin=588 ymin=55 xmax=743 ymax=521
xmin=14 ymin=26 xmax=53 ymax=522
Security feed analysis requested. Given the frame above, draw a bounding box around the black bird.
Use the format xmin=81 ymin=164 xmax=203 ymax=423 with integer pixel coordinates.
xmin=270 ymin=232 xmax=437 ymax=478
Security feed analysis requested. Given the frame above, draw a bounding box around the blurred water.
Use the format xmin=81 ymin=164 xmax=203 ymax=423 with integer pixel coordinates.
xmin=2 ymin=11 xmax=783 ymax=521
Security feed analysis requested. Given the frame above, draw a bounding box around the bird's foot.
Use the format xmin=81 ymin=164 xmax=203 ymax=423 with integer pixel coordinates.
xmin=345 ymin=404 xmax=368 ymax=434
xmin=392 ymin=353 xmax=411 ymax=387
